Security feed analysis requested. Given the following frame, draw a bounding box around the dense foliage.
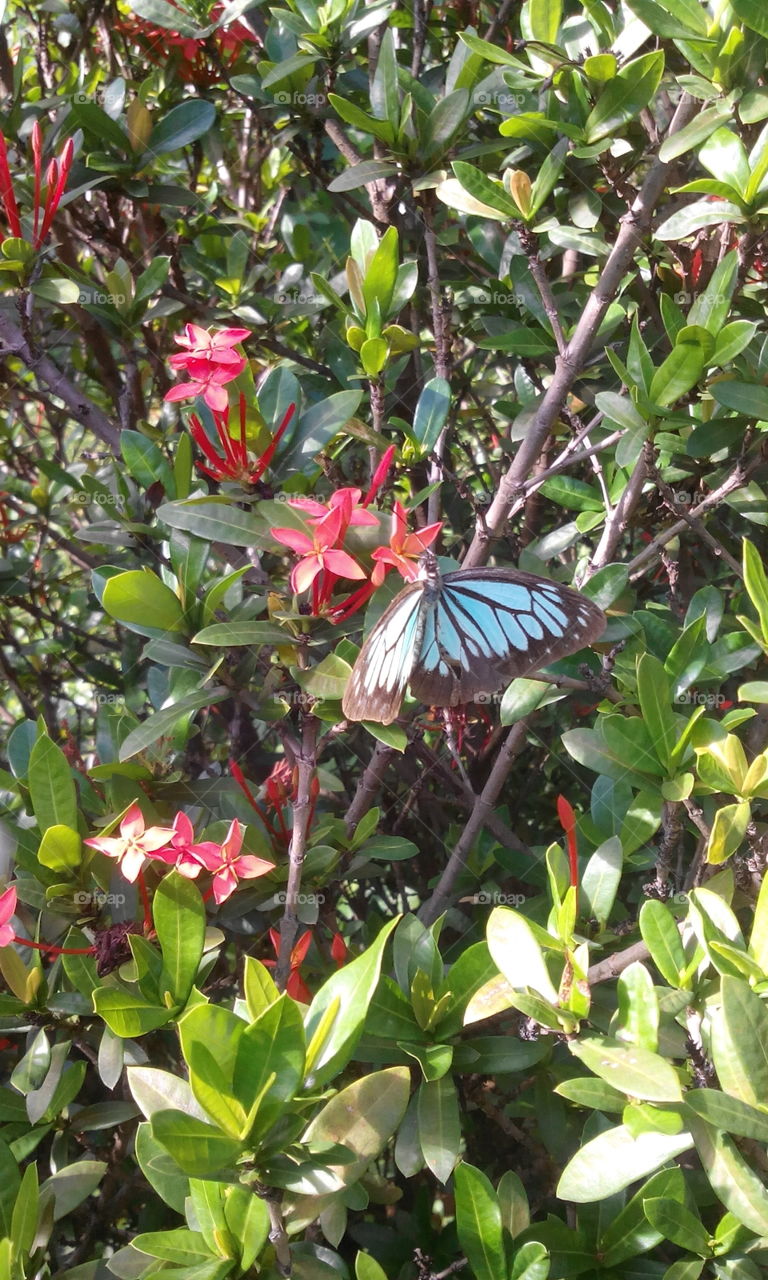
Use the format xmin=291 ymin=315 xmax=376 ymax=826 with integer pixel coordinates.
xmin=3 ymin=0 xmax=768 ymax=1276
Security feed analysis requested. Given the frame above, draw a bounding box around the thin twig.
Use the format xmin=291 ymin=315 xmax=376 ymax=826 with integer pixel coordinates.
xmin=419 ymin=719 xmax=530 ymax=925
xmin=275 ymin=715 xmax=318 ymax=988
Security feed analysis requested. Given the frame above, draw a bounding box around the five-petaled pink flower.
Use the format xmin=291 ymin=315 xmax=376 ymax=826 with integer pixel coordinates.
xmin=165 ymin=324 xmax=252 ymax=413
xmin=371 ymin=501 xmax=442 ymax=586
xmin=272 ymin=504 xmax=367 ymax=596
xmin=148 ymin=812 xmax=220 ymax=880
xmin=83 ymin=803 xmax=176 ymax=884
xmin=0 ymin=885 xmax=16 ymax=947
xmin=191 ymin=819 xmax=275 ymax=904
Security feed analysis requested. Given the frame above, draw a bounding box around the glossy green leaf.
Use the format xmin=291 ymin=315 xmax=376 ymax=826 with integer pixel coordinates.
xmin=149 ymin=100 xmax=216 ymax=154
xmin=102 ymin=569 xmax=186 ymax=632
xmin=454 ymin=1162 xmax=507 ymax=1280
xmin=153 ymin=871 xmax=205 ymax=1006
xmin=28 ymin=736 xmax=78 ymax=833
xmin=417 ymin=1075 xmax=461 ymax=1184
xmin=151 ymin=1111 xmax=244 ymax=1177
xmin=584 ymin=52 xmax=665 ymax=144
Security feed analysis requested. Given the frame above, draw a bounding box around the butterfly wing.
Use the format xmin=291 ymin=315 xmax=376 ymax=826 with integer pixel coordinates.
xmin=342 ymin=581 xmax=427 ymax=725
xmin=409 ymin=568 xmax=606 ymax=708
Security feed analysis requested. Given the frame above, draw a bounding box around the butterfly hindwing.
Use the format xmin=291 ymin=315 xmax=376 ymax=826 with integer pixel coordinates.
xmin=341 ymin=582 xmax=427 ymax=725
xmin=409 ymin=568 xmax=606 ymax=708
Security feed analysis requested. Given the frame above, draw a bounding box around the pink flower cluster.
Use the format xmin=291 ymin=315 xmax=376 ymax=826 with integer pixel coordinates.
xmin=271 ymin=459 xmax=442 ymax=619
xmin=84 ymin=804 xmax=274 ymax=905
xmin=165 ymin=324 xmax=251 ymax=413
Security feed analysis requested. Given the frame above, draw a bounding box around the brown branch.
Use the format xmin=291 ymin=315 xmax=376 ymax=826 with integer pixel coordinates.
xmin=0 ymin=313 xmax=120 ymax=451
xmin=419 ymin=719 xmax=530 ymax=925
xmin=461 ymin=92 xmax=701 ymax=567
xmin=275 ymin=714 xmax=318 ymax=988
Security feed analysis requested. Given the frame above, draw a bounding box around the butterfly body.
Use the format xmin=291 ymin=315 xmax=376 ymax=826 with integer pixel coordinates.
xmin=342 ymin=557 xmax=606 ymax=725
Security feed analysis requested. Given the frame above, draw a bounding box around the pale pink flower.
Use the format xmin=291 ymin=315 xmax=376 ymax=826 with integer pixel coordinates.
xmin=83 ymin=803 xmax=175 ymax=883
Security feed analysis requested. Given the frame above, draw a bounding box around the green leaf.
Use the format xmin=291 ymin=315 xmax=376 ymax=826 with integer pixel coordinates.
xmin=450 ymin=161 xmax=520 ymax=219
xmin=28 ymin=735 xmax=78 ymax=833
xmin=686 ymin=1088 xmax=768 ymax=1141
xmin=411 ymin=378 xmax=451 ymax=454
xmin=10 ymin=1162 xmax=38 ymax=1258
xmin=356 ymin=1252 xmax=388 ymax=1280
xmin=92 ymin=988 xmax=172 ymax=1038
xmin=31 ymin=277 xmax=82 ymax=304
xmin=454 ymin=1163 xmax=507 ymax=1280
xmin=417 ymin=1075 xmax=461 ymax=1183
xmin=223 ymin=1186 xmax=269 ymax=1271
xmin=302 ymin=1067 xmax=410 ymax=1185
xmin=710 ymin=977 xmax=768 ymax=1107
xmin=304 ymin=916 xmax=399 ymax=1086
xmin=528 ymin=0 xmax=562 ymax=41
xmin=710 ymin=380 xmax=768 ymax=419
xmin=636 ymin=653 xmax=676 ymax=770
xmin=360 ymin=337 xmax=389 ymax=377
xmin=581 ymin=836 xmax=622 ymax=925
xmin=655 ymin=199 xmax=746 ymax=240
xmin=706 ymin=800 xmax=750 ymax=864
xmin=643 ymin=1198 xmax=711 ymax=1257
xmin=370 ymin=27 xmax=399 ymax=125
xmin=149 ymin=100 xmax=216 ymax=154
xmin=151 ymin=1111 xmax=244 ymax=1177
xmin=243 ymin=956 xmax=280 ymax=1020
xmin=154 ymin=871 xmax=205 ymax=1006
xmin=362 ymin=226 xmax=399 ymax=319
xmin=689 ymin=1115 xmax=768 ymax=1234
xmin=278 ymin=391 xmax=363 ymax=474
xmin=42 ymin=1160 xmax=108 ymax=1221
xmin=126 ymin=0 xmax=200 ymax=34
xmin=132 ymin=1228 xmax=213 ymax=1263
xmin=731 ymin=0 xmax=768 ymax=37
xmin=599 ymin=1167 xmax=686 ymax=1267
xmin=486 ymin=906 xmax=559 ymax=1002
xmin=191 ymin=622 xmax=289 ymax=647
xmin=583 ymin=51 xmax=665 ymax=144
xmin=743 ymin=538 xmax=768 ymax=638
xmin=568 ymin=1036 xmax=683 ymax=1101
xmin=158 ymin=499 xmax=266 ymax=546
xmin=639 ymin=900 xmax=686 ymax=988
xmin=649 ymin=326 xmax=715 ymax=407
xmin=557 ymin=1124 xmax=692 ymax=1200
xmin=236 ymin=995 xmax=306 ymax=1139
xmin=118 ymin=687 xmax=228 ymax=761
xmin=102 ymin=569 xmax=186 ymax=633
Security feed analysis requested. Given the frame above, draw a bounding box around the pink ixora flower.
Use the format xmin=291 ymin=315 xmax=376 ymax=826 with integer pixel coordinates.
xmin=272 ymin=503 xmax=367 ymax=596
xmin=0 ymin=885 xmax=17 ymax=947
xmin=371 ymin=501 xmax=442 ymax=586
xmin=191 ymin=819 xmax=275 ymax=904
xmin=164 ymin=324 xmax=252 ymax=413
xmin=147 ymin=812 xmax=221 ymax=879
xmin=83 ymin=803 xmax=175 ymax=884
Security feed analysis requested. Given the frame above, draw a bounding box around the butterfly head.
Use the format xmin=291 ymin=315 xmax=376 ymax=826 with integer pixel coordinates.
xmin=416 ymin=550 xmax=440 ymax=584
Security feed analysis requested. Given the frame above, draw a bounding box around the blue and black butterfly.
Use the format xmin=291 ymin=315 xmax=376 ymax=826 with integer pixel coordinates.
xmin=342 ymin=554 xmax=606 ymax=725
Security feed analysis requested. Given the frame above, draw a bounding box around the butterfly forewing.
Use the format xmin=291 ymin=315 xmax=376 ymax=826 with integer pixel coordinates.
xmin=342 ymin=582 xmax=427 ymax=724
xmin=409 ymin=568 xmax=606 ymax=708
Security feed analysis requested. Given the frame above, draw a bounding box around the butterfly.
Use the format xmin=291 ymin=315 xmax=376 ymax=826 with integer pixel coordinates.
xmin=342 ymin=555 xmax=606 ymax=725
